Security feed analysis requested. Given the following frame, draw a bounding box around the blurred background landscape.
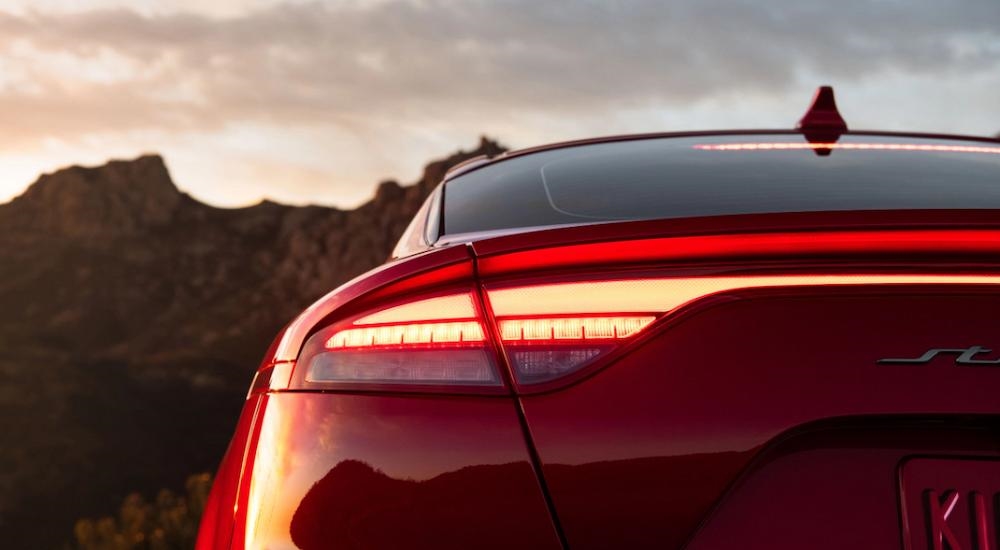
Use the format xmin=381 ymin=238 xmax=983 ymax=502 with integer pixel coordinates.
xmin=0 ymin=0 xmax=998 ymax=548
xmin=0 ymin=139 xmax=503 ymax=548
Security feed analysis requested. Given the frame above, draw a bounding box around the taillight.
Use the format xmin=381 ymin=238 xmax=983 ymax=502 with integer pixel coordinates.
xmin=486 ymin=274 xmax=1000 ymax=384
xmin=497 ymin=317 xmax=655 ymax=341
xmin=486 ymin=280 xmax=667 ymax=384
xmin=494 ymin=316 xmax=656 ymax=384
xmin=292 ymin=283 xmax=665 ymax=390
xmin=296 ymin=291 xmax=502 ymax=388
xmin=291 ymin=274 xmax=1000 ymax=391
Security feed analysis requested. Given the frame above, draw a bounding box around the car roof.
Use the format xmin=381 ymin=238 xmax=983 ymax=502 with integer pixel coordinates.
xmin=444 ymin=128 xmax=1000 ymax=182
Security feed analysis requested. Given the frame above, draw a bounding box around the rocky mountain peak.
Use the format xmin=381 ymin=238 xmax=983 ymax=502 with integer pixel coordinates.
xmin=0 ymin=137 xmax=512 ymax=548
xmin=7 ymin=154 xmax=183 ymax=240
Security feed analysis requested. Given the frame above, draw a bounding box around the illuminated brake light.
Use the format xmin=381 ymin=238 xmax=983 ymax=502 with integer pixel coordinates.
xmin=302 ymin=292 xmax=501 ymax=387
xmin=488 ymin=274 xmax=1000 ymax=384
xmin=327 ymin=321 xmax=485 ymax=348
xmin=498 ymin=316 xmax=656 ymax=341
xmin=496 ymin=316 xmax=656 ymax=382
xmin=693 ymin=143 xmax=1000 ymax=154
xmin=297 ymin=274 xmax=1000 ymax=389
xmin=488 ymin=275 xmax=1000 ymax=318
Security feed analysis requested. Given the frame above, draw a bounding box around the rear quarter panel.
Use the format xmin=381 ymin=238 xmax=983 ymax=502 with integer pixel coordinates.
xmin=519 ymin=286 xmax=1000 ymax=548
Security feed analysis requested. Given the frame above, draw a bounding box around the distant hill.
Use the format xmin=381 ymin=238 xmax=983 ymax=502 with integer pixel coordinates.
xmin=0 ymin=137 xmax=505 ymax=548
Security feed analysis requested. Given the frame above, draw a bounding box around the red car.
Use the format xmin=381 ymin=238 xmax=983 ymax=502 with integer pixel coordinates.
xmin=197 ymin=88 xmax=1000 ymax=550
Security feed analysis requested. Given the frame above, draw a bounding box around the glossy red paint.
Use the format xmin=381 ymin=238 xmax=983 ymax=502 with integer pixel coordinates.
xmin=228 ymin=392 xmax=560 ymax=550
xmin=272 ymin=244 xmax=475 ymax=364
xmin=515 ymin=284 xmax=1000 ymax=548
xmin=198 ymin=133 xmax=1000 ymax=549
xmin=473 ymin=210 xmax=1000 ymax=276
xmin=197 ymin=395 xmax=266 ymax=550
xmin=687 ymin=423 xmax=1000 ymax=550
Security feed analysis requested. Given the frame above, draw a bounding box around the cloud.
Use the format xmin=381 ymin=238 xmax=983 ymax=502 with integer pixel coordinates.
xmin=0 ymin=0 xmax=998 ymax=206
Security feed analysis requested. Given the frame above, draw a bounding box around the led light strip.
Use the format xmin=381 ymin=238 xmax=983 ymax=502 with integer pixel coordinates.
xmin=327 ymin=320 xmax=485 ymax=348
xmin=498 ymin=316 xmax=656 ymax=341
xmin=693 ymin=143 xmax=1000 ymax=154
xmin=488 ymin=275 xmax=1000 ymax=317
xmin=325 ymin=275 xmax=1000 ymax=350
xmin=327 ymin=315 xmax=658 ymax=349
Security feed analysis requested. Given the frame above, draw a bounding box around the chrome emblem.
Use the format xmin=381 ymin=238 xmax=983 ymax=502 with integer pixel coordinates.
xmin=878 ymin=346 xmax=1000 ymax=365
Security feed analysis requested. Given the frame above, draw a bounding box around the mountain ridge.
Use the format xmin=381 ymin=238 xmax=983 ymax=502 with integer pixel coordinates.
xmin=2 ymin=154 xmax=183 ymax=240
xmin=0 ymin=136 xmax=505 ymax=373
xmin=0 ymin=136 xmax=505 ymax=548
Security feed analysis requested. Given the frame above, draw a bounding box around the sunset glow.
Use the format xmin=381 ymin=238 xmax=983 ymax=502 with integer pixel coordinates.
xmin=1 ymin=1 xmax=997 ymax=208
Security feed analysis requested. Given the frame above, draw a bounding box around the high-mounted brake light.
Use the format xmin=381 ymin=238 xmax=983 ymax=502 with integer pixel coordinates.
xmin=693 ymin=143 xmax=1000 ymax=154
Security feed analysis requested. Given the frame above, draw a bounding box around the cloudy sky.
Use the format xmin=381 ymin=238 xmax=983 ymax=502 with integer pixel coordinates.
xmin=1 ymin=0 xmax=998 ymax=208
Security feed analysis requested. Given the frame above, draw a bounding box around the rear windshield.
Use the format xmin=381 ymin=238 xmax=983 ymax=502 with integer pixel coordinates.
xmin=442 ymin=134 xmax=1000 ymax=235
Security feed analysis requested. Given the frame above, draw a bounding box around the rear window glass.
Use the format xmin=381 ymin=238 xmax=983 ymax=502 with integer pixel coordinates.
xmin=442 ymin=134 xmax=1000 ymax=235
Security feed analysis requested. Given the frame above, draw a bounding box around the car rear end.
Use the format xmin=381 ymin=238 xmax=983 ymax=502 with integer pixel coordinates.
xmin=199 ymin=128 xmax=1000 ymax=549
